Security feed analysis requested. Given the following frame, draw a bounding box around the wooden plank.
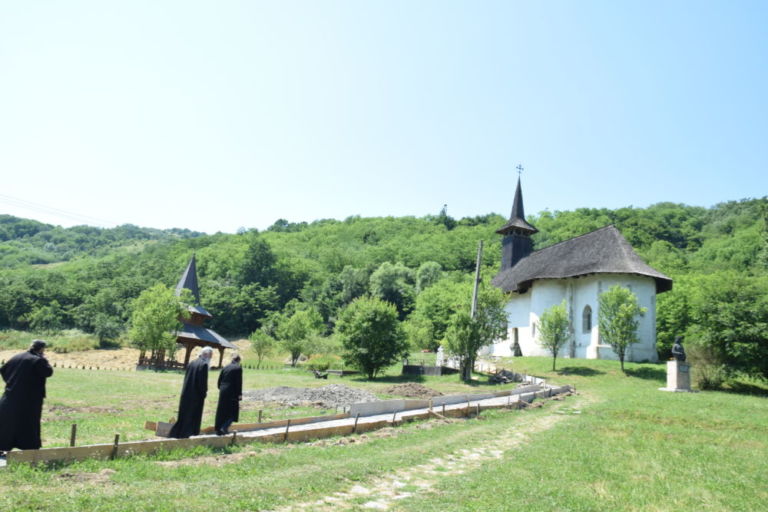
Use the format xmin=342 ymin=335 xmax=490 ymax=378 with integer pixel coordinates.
xmin=7 ymin=387 xmax=574 ymax=466
xmin=144 ymin=421 xmax=157 ymax=431
xmin=199 ymin=412 xmax=349 ymax=435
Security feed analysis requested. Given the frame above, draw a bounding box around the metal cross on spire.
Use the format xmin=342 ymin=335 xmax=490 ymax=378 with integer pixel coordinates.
xmin=516 ymin=164 xmax=524 ymax=177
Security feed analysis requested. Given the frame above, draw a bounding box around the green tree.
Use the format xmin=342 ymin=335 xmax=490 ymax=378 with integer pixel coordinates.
xmin=416 ymin=261 xmax=442 ymax=293
xmin=369 ymin=262 xmax=416 ymax=319
xmin=92 ymin=313 xmax=123 ymax=347
xmin=335 ymin=297 xmax=408 ymax=379
xmin=276 ymin=306 xmax=324 ymax=366
xmin=538 ymin=300 xmax=571 ymax=371
xmin=598 ymin=285 xmax=647 ymax=372
xmin=28 ymin=300 xmax=65 ymax=333
xmin=445 ymin=284 xmax=507 ymax=381
xmin=128 ymin=284 xmax=189 ymax=363
xmin=406 ymin=279 xmax=467 ymax=350
xmin=687 ymin=272 xmax=768 ymax=377
xmin=249 ymin=329 xmax=276 ymax=369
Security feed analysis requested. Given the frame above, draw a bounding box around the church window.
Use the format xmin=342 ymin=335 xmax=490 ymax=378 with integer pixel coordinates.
xmin=582 ymin=305 xmax=592 ymax=333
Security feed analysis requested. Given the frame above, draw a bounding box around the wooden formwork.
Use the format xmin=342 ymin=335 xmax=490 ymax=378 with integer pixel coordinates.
xmin=6 ymin=385 xmax=572 ymax=466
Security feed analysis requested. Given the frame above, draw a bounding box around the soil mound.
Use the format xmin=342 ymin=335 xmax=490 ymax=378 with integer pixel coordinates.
xmin=383 ymin=383 xmax=443 ymax=399
xmin=242 ymin=384 xmax=379 ymax=409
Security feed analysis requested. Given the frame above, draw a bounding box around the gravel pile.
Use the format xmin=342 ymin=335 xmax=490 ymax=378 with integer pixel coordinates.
xmin=242 ymin=384 xmax=380 ymax=409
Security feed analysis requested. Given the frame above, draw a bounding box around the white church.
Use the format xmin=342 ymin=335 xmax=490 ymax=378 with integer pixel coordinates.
xmin=485 ymin=179 xmax=672 ymax=363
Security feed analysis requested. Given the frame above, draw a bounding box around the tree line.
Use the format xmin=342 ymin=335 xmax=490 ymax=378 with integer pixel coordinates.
xmin=0 ymin=198 xmax=766 ymax=381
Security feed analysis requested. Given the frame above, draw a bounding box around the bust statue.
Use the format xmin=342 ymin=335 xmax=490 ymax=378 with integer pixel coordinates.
xmin=671 ymin=336 xmax=686 ymax=362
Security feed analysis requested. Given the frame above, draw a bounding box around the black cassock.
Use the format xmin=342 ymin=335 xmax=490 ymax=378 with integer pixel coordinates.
xmin=168 ymin=357 xmax=208 ymax=439
xmin=0 ymin=350 xmax=54 ymax=451
xmin=215 ymin=361 xmax=242 ymax=434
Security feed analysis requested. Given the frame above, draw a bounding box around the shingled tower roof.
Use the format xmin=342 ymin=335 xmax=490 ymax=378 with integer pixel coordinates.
xmin=492 ymin=225 xmax=673 ymax=294
xmin=175 ymin=255 xmax=213 ymax=318
xmin=496 ymin=177 xmax=538 ymax=235
xmin=174 ymin=256 xmax=236 ymax=367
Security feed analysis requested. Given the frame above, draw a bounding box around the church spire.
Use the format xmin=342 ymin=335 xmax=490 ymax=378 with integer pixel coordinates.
xmin=496 ymin=177 xmax=538 ymax=236
xmin=497 ymin=175 xmax=537 ymax=270
xmin=175 ymin=254 xmax=201 ymax=304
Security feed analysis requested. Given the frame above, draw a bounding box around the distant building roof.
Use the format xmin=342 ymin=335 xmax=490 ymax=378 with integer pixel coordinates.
xmin=175 ymin=324 xmax=237 ymax=350
xmin=492 ymin=225 xmax=673 ymax=294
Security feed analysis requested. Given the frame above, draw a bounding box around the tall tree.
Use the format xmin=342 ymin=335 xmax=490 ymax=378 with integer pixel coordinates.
xmin=335 ymin=297 xmax=408 ymax=379
xmin=276 ymin=306 xmax=324 ymax=366
xmin=538 ymin=300 xmax=571 ymax=371
xmin=445 ymin=284 xmax=507 ymax=381
xmin=598 ymin=285 xmax=646 ymax=372
xmin=128 ymin=284 xmax=189 ymax=363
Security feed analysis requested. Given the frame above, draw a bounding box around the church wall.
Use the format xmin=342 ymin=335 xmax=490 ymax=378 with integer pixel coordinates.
xmin=482 ymin=291 xmax=531 ymax=357
xmin=590 ymin=275 xmax=659 ymax=363
xmin=488 ymin=274 xmax=659 ymax=363
xmin=518 ymin=280 xmax=567 ymax=358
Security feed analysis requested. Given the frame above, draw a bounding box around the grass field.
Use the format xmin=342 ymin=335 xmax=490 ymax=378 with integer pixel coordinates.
xmin=1 ymin=357 xmax=767 ymax=511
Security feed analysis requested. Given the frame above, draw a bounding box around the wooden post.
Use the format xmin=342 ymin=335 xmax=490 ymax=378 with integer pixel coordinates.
xmin=442 ymin=403 xmax=446 ymax=415
xmin=69 ymin=424 xmax=77 ymax=447
xmin=258 ymin=410 xmax=262 ymax=423
xmin=353 ymin=413 xmax=360 ymax=434
xmin=284 ymin=419 xmax=291 ymax=442
xmin=391 ymin=411 xmax=397 ymax=425
xmin=111 ymin=434 xmax=120 ymax=460
xmin=230 ymin=431 xmax=237 ymax=447
xmin=183 ymin=345 xmax=193 ymax=368
xmin=217 ymin=348 xmax=224 ymax=369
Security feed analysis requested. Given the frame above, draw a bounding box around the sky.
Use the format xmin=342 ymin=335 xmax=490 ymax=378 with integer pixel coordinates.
xmin=1 ymin=1 xmax=766 ymax=234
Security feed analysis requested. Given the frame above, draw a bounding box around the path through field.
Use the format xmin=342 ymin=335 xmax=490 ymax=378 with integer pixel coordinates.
xmin=271 ymin=396 xmax=586 ymax=511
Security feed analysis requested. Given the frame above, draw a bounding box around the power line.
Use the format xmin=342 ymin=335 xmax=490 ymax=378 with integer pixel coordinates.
xmin=0 ymin=193 xmax=117 ymax=228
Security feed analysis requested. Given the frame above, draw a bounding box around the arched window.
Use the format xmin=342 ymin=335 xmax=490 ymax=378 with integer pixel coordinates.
xmin=582 ymin=305 xmax=592 ymax=333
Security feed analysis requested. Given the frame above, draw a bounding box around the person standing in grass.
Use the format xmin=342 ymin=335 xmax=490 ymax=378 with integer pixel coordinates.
xmin=215 ymin=354 xmax=243 ymax=435
xmin=169 ymin=346 xmax=212 ymax=439
xmin=0 ymin=340 xmax=54 ymax=453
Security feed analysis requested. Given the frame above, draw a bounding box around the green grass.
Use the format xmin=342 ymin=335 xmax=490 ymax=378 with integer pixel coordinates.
xmin=2 ymin=357 xmax=767 ymax=511
xmin=0 ymin=329 xmax=101 ymax=353
xmin=35 ymin=361 xmax=510 ymax=447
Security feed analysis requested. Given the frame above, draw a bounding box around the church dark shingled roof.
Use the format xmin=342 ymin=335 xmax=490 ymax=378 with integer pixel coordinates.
xmin=496 ymin=178 xmax=538 ymax=235
xmin=492 ymin=225 xmax=673 ymax=294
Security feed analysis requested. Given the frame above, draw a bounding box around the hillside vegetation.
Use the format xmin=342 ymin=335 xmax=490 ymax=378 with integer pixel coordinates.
xmin=0 ymin=198 xmax=766 ymax=380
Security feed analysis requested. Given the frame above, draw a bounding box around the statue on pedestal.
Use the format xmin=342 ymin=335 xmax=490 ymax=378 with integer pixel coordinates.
xmin=671 ymin=336 xmax=686 ymax=362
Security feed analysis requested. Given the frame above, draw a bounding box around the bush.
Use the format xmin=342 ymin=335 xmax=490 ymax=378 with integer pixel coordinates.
xmin=304 ymin=354 xmax=343 ymax=371
xmin=688 ymin=343 xmax=727 ymax=390
xmin=48 ymin=330 xmax=100 ymax=353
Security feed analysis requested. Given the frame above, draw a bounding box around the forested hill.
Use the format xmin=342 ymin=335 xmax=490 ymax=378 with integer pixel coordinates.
xmin=0 ymin=198 xmax=766 ymax=373
xmin=0 ymin=215 xmax=206 ymax=267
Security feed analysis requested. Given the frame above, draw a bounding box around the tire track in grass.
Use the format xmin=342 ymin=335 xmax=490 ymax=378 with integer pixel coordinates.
xmin=271 ymin=394 xmax=586 ymax=511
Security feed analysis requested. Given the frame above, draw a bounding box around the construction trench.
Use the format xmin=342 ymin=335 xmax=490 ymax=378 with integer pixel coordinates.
xmin=1 ymin=376 xmax=573 ymax=467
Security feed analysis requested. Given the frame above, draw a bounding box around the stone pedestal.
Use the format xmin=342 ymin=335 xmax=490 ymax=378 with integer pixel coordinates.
xmin=660 ymin=360 xmax=693 ymax=392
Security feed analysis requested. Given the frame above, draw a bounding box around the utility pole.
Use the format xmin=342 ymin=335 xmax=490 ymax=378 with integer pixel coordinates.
xmin=470 ymin=240 xmax=484 ymax=319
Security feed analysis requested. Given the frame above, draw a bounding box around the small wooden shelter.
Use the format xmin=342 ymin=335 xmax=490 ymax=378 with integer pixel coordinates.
xmin=174 ymin=255 xmax=236 ymax=368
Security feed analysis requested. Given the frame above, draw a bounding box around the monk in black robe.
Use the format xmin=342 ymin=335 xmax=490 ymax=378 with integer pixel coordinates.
xmin=169 ymin=347 xmax=212 ymax=439
xmin=215 ymin=354 xmax=242 ymax=435
xmin=0 ymin=340 xmax=54 ymax=452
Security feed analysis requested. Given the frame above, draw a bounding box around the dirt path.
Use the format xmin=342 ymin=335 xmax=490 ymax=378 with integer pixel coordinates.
xmin=271 ymin=395 xmax=586 ymax=512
